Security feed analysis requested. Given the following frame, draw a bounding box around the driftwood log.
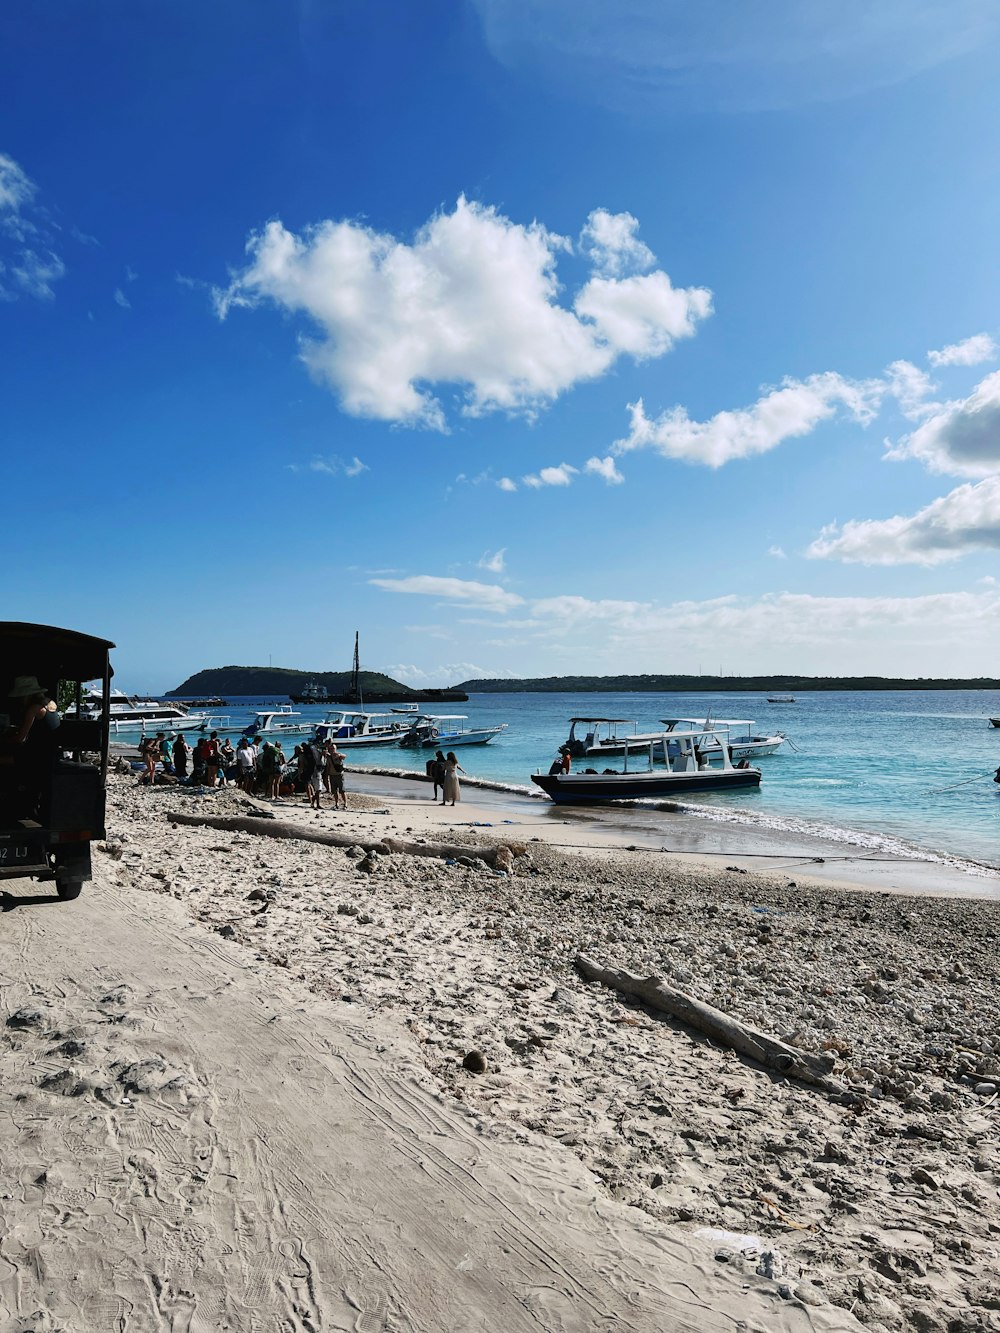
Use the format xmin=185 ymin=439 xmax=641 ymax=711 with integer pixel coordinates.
xmin=575 ymin=954 xmax=841 ymax=1094
xmin=170 ymin=811 xmax=509 ymax=868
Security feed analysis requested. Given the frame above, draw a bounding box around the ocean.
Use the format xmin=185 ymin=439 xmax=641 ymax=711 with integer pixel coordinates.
xmin=157 ymin=689 xmax=1000 ymax=870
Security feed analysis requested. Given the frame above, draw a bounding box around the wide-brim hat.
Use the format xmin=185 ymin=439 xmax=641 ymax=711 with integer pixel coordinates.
xmin=9 ymin=675 xmax=46 ymax=698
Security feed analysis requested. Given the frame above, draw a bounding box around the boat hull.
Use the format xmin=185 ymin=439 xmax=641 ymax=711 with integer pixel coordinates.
xmin=532 ymin=768 xmax=761 ymax=803
xmin=419 ymin=727 xmax=505 ymax=747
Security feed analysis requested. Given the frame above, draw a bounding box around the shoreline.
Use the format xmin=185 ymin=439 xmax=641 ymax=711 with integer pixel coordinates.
xmin=342 ymin=763 xmax=1000 ymax=899
xmin=110 ymin=743 xmax=1000 ymax=897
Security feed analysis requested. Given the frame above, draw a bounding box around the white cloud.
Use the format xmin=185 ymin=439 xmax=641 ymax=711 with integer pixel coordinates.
xmin=579 ymin=209 xmax=654 ymax=277
xmin=884 ymin=359 xmax=936 ymax=420
xmin=0 ymin=153 xmax=34 ymax=212
xmin=125 ymin=265 xmax=138 ymax=282
xmin=808 ymin=476 xmax=1000 ymax=565
xmin=372 ymin=575 xmax=1000 ymax=675
xmin=886 ymin=370 xmax=1000 ymax=478
xmin=0 ymin=153 xmax=65 ymax=302
xmin=289 ymin=453 xmax=368 ymax=478
xmin=523 ymin=462 xmax=578 ymax=488
xmin=7 ymin=250 xmax=66 ymax=301
xmin=471 ymin=1 xmax=1000 ymax=114
xmin=215 ymin=197 xmax=711 ymax=429
xmin=386 ymin=661 xmax=512 ymax=686
xmin=497 ymin=477 xmax=518 ymax=492
xmin=615 ymin=372 xmax=882 ymax=468
xmin=114 ymin=287 xmax=131 ymax=309
xmin=584 ymin=455 xmax=624 ymax=484
xmin=768 ymin=545 xmax=787 ymax=559
xmin=369 ymin=575 xmax=524 ymax=612
xmin=927 ymin=333 xmax=997 ymax=368
xmin=478 ymin=548 xmax=506 ymax=573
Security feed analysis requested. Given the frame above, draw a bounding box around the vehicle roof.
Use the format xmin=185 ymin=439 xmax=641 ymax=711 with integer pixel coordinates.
xmin=0 ymin=621 xmax=115 ymax=683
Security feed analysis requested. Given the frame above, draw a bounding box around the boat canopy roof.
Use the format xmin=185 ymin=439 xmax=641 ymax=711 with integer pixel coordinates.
xmin=423 ymin=714 xmax=468 ymax=722
xmin=661 ymin=717 xmax=755 ymax=728
xmin=569 ymin=717 xmax=636 ymax=725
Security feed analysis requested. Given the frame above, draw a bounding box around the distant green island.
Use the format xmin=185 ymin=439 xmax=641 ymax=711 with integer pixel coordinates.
xmin=168 ymin=666 xmax=468 ymax=703
xmin=170 ymin=666 xmax=1000 ymax=699
xmin=454 ymin=673 xmax=1000 ymax=693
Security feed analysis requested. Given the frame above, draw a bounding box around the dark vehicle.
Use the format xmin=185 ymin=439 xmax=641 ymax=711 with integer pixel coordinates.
xmin=0 ymin=622 xmax=114 ymax=900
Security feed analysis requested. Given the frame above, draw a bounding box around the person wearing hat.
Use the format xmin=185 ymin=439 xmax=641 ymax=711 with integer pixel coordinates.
xmin=6 ymin=676 xmax=58 ymax=744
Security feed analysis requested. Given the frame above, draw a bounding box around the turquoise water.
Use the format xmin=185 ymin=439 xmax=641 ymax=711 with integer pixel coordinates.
xmin=168 ymin=690 xmax=1000 ymax=868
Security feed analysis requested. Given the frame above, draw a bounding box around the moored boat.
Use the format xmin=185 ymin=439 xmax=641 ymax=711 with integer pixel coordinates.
xmin=561 ymin=717 xmax=672 ymax=758
xmin=990 ymin=718 xmax=1000 ymax=728
xmin=68 ymin=688 xmax=211 ymax=734
xmin=661 ymin=717 xmax=787 ymax=761
xmin=241 ymin=707 xmax=315 ymax=738
xmin=314 ymin=709 xmax=412 ymax=748
xmin=398 ymin=714 xmax=508 ymax=748
xmin=533 ymin=725 xmax=761 ymax=803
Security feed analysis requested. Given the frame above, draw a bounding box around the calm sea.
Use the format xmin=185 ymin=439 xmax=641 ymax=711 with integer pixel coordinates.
xmin=162 ymin=690 xmax=1000 ymax=869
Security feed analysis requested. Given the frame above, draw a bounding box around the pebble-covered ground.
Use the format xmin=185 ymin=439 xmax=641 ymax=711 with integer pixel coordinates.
xmin=105 ymin=774 xmax=1000 ymax=1332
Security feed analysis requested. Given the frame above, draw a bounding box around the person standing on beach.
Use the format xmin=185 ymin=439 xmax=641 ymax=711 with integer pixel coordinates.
xmin=326 ymin=741 xmax=347 ymax=810
xmin=235 ymin=737 xmax=254 ymax=791
xmin=305 ymin=738 xmax=325 ymax=810
xmin=442 ymin=751 xmax=464 ymax=806
xmin=173 ymin=732 xmax=189 ymax=780
xmin=428 ymin=749 xmax=446 ymax=800
xmin=140 ymin=733 xmax=160 ymax=786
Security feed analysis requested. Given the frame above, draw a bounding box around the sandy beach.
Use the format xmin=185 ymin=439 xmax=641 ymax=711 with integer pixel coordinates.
xmin=2 ymin=768 xmax=999 ymax=1332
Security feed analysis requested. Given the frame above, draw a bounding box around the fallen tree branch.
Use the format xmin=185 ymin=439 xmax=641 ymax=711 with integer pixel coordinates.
xmin=575 ymin=953 xmax=842 ymax=1094
xmin=170 ymin=811 xmax=509 ymax=868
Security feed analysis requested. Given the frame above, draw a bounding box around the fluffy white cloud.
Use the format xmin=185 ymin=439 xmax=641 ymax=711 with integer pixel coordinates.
xmin=523 ymin=462 xmax=578 ymax=488
xmin=215 ymin=197 xmax=711 ymax=429
xmin=0 ymin=153 xmax=65 ymax=302
xmin=478 ymin=548 xmax=507 ymax=573
xmin=927 ymin=333 xmax=997 ymax=368
xmin=886 ymin=370 xmax=1000 ymax=477
xmin=768 ymin=545 xmax=787 ymax=559
xmin=369 ymin=575 xmax=524 ymax=612
xmin=615 ymin=372 xmax=882 ymax=468
xmin=497 ymin=477 xmax=518 ymax=492
xmin=808 ymin=476 xmax=1000 ymax=565
xmin=884 ymin=359 xmax=936 ymax=420
xmin=579 ymin=208 xmax=654 ymax=277
xmin=584 ymin=455 xmax=624 ymax=484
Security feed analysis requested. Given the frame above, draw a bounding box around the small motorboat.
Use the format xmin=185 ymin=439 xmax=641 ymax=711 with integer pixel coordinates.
xmin=314 ymin=710 xmax=411 ymax=748
xmin=399 ymin=714 xmax=507 ymax=748
xmin=533 ymin=725 xmax=761 ymax=803
xmin=990 ymin=718 xmax=1000 ymax=728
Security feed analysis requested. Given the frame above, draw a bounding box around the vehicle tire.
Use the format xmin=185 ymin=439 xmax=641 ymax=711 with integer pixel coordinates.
xmin=56 ymin=878 xmax=84 ymax=901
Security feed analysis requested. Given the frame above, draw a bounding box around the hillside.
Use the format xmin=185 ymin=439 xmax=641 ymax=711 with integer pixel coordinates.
xmin=457 ymin=673 xmax=1000 ymax=693
xmin=168 ymin=666 xmax=468 ymax=703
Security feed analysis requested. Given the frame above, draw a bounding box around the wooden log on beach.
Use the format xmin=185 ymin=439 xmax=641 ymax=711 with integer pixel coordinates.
xmin=170 ymin=811 xmax=509 ymax=868
xmin=575 ymin=953 xmax=841 ymax=1093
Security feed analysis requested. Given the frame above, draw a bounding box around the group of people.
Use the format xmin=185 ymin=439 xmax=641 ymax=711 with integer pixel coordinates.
xmin=424 ymin=749 xmax=464 ymax=805
xmin=138 ymin=730 xmax=348 ymax=809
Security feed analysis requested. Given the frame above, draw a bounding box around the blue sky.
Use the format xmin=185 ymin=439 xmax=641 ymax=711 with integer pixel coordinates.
xmin=3 ymin=0 xmax=999 ymax=691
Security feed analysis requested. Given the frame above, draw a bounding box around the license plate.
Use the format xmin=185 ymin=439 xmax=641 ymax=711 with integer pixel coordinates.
xmin=0 ymin=842 xmax=41 ymax=867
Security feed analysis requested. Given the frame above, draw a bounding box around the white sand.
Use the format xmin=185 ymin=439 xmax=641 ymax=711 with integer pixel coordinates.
xmin=3 ymin=769 xmax=999 ymax=1330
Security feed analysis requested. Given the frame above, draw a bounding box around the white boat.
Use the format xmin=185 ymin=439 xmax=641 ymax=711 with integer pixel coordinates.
xmin=400 ymin=714 xmax=508 ymax=748
xmin=561 ymin=717 xmax=673 ymax=758
xmin=69 ymin=688 xmax=211 ymax=734
xmin=534 ymin=726 xmax=761 ymax=803
xmin=314 ymin=709 xmax=412 ymax=748
xmin=242 ymin=707 xmax=315 ymax=738
xmin=660 ymin=718 xmax=787 ymax=761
